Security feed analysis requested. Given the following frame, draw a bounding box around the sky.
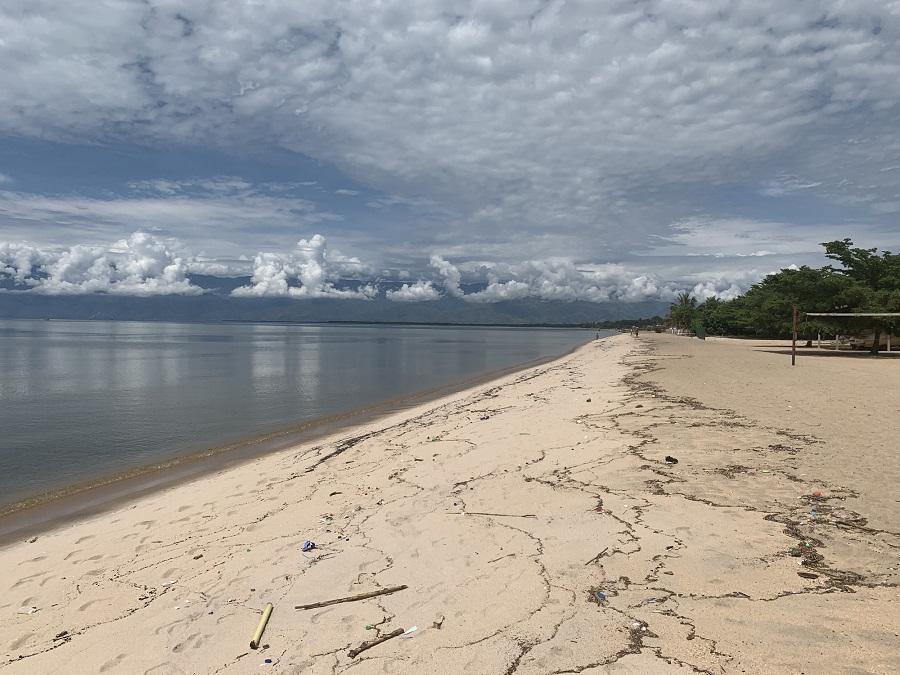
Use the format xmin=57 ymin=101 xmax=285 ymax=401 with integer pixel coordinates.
xmin=1 ymin=0 xmax=900 ymax=304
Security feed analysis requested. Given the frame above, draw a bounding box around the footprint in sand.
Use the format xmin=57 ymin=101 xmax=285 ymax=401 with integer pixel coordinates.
xmin=78 ymin=599 xmax=98 ymax=612
xmin=136 ymin=520 xmax=156 ymax=530
xmin=75 ymin=535 xmax=95 ymax=545
xmin=64 ymin=550 xmax=81 ymax=561
xmin=99 ymin=654 xmax=127 ymax=672
xmin=177 ymin=505 xmax=192 ymax=512
xmin=9 ymin=634 xmax=32 ymax=651
xmin=11 ymin=573 xmax=44 ymax=588
xmin=21 ymin=556 xmax=48 ymax=564
xmin=172 ymin=632 xmax=204 ymax=652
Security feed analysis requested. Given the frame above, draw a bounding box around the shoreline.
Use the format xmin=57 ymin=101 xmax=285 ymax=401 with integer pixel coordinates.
xmin=2 ymin=333 xmax=897 ymax=674
xmin=0 ymin=341 xmax=589 ymax=544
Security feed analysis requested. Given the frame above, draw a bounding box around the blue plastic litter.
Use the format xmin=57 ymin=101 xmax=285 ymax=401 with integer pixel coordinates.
xmin=302 ymin=540 xmax=316 ymax=552
xmin=596 ymin=592 xmax=606 ymax=601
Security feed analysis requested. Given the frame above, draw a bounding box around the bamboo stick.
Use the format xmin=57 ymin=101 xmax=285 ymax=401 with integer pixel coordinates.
xmin=250 ymin=603 xmax=273 ymax=649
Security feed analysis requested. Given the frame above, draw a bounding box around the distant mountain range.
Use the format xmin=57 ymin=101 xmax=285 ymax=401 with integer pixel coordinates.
xmin=0 ymin=275 xmax=669 ymax=325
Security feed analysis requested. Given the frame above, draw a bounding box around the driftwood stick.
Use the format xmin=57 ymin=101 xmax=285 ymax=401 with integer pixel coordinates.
xmin=295 ymin=585 xmax=408 ymax=610
xmin=457 ymin=511 xmax=538 ymax=518
xmin=584 ymin=547 xmax=609 ymax=566
xmin=348 ymin=628 xmax=404 ymax=658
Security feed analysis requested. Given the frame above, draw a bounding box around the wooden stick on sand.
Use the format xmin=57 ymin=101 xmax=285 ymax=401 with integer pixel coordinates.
xmin=348 ymin=628 xmax=404 ymax=658
xmin=584 ymin=547 xmax=609 ymax=565
xmin=455 ymin=511 xmax=538 ymax=518
xmin=295 ymin=585 xmax=408 ymax=610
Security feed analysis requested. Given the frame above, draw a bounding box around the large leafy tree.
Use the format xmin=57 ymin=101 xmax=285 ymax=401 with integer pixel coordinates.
xmin=820 ymin=239 xmax=900 ymax=353
xmin=741 ymin=266 xmax=854 ymax=338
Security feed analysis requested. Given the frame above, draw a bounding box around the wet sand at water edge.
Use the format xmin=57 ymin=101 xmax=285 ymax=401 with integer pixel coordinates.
xmin=1 ymin=332 xmax=898 ymax=674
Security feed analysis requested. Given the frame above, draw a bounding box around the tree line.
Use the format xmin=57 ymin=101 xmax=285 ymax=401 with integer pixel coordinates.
xmin=668 ymin=239 xmax=900 ymax=353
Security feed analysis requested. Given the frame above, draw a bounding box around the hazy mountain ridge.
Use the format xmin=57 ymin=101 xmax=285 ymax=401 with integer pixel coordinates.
xmin=0 ymin=275 xmax=669 ymax=324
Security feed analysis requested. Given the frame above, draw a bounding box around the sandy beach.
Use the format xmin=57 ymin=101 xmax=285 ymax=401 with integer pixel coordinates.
xmin=2 ymin=333 xmax=898 ymax=674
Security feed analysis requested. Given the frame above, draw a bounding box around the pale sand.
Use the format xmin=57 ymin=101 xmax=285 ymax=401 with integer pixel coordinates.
xmin=2 ymin=333 xmax=898 ymax=674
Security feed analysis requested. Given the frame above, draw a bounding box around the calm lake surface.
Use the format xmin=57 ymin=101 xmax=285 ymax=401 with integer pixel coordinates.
xmin=0 ymin=320 xmax=598 ymax=505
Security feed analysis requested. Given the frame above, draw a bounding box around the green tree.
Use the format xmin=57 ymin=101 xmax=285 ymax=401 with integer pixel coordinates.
xmin=741 ymin=266 xmax=853 ymax=338
xmin=821 ymin=239 xmax=900 ymax=353
xmin=668 ymin=292 xmax=698 ymax=330
xmin=699 ymin=296 xmax=751 ymax=336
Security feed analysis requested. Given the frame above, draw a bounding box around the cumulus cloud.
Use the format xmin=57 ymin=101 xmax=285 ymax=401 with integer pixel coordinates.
xmin=0 ymin=232 xmax=202 ymax=296
xmin=406 ymin=256 xmax=686 ymax=304
xmin=1 ymin=229 xmax=775 ymax=302
xmin=231 ymin=234 xmax=377 ymax=299
xmin=385 ymin=280 xmax=441 ymax=303
xmin=429 ymin=255 xmax=465 ymax=298
xmin=0 ymin=242 xmax=47 ymax=283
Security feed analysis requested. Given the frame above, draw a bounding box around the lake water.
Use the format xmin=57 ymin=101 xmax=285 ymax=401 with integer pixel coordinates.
xmin=0 ymin=320 xmax=598 ymax=507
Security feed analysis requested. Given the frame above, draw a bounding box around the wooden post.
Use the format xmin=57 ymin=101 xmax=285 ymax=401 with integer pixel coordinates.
xmin=792 ymin=306 xmax=797 ymax=366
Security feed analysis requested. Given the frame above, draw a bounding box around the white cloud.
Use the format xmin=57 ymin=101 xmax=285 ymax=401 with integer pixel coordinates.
xmin=231 ymin=234 xmax=377 ymax=299
xmin=2 ymin=0 xmax=899 ymax=268
xmin=759 ymin=175 xmax=824 ymax=197
xmin=2 ymin=232 xmax=203 ymax=296
xmin=0 ymin=242 xmax=48 ymax=283
xmin=429 ymin=255 xmax=465 ymax=298
xmin=0 ymin=230 xmax=785 ymax=302
xmin=3 ymin=1 xmax=900 ymax=303
xmin=386 ymin=279 xmax=441 ymax=302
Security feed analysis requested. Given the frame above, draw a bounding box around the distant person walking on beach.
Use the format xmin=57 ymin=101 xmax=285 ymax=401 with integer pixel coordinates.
xmin=631 ymin=326 xmax=639 ymax=337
